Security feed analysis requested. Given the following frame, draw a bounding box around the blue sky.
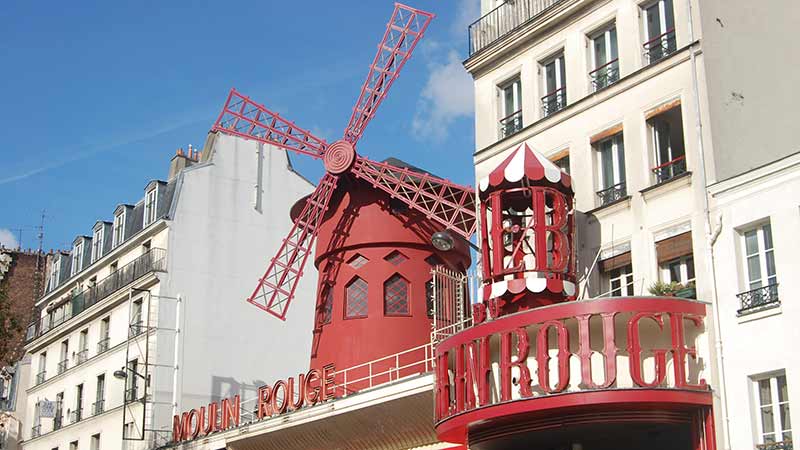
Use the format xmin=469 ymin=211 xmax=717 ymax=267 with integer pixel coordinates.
xmin=0 ymin=0 xmax=479 ymax=251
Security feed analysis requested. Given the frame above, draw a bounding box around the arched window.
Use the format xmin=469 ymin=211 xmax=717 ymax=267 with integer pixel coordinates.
xmin=384 ymin=274 xmax=409 ymax=316
xmin=345 ymin=277 xmax=369 ymax=318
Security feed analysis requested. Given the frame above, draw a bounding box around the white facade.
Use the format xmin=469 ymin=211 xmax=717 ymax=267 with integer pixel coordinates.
xmin=19 ymin=133 xmax=316 ymax=450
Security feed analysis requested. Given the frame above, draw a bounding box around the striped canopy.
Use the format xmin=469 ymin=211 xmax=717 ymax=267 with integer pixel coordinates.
xmin=478 ymin=142 xmax=571 ymax=196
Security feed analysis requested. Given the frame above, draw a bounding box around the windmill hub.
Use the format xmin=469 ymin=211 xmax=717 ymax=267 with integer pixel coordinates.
xmin=323 ymin=140 xmax=357 ymax=175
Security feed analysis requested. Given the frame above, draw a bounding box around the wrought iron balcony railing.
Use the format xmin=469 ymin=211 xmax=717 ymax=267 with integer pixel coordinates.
xmin=757 ymin=441 xmax=793 ymax=450
xmin=26 ymin=248 xmax=166 ymax=342
xmin=737 ymin=283 xmax=780 ymax=315
xmin=125 ymin=387 xmax=140 ymax=402
xmin=541 ymin=87 xmax=566 ymax=117
xmin=468 ymin=0 xmax=564 ymax=55
xmin=652 ymin=155 xmax=687 ymax=184
xmin=70 ymin=408 xmax=83 ymax=424
xmin=129 ymin=320 xmax=145 ymax=337
xmin=97 ymin=336 xmax=110 ymax=354
xmin=53 ymin=414 xmax=63 ymax=430
xmin=93 ymin=399 xmax=105 ymax=415
xmin=590 ymin=58 xmax=620 ymax=91
xmin=596 ymin=182 xmax=627 ymax=206
xmin=35 ymin=370 xmax=46 ymax=385
xmin=76 ymin=348 xmax=88 ymax=365
xmin=499 ymin=109 xmax=523 ymax=138
xmin=57 ymin=359 xmax=68 ymax=374
xmin=643 ymin=29 xmax=677 ymax=65
xmin=31 ymin=424 xmax=41 ymax=438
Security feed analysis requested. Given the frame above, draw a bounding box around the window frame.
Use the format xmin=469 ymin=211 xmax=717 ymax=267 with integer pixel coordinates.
xmin=595 ymin=133 xmax=626 ymax=192
xmin=71 ymin=240 xmax=84 ymax=276
xmin=112 ymin=211 xmax=125 ymax=248
xmin=742 ymin=223 xmax=777 ymax=291
xmin=541 ymin=51 xmax=567 ymax=117
xmin=344 ymin=276 xmax=369 ymax=319
xmin=144 ymin=187 xmax=158 ymax=227
xmin=607 ymin=263 xmax=634 ymax=296
xmin=50 ymin=257 xmax=61 ymax=290
xmin=383 ymin=273 xmax=411 ymax=317
xmin=91 ymin=225 xmax=104 ymax=263
xmin=661 ymin=255 xmax=695 ymax=285
xmin=589 ymin=22 xmax=619 ymax=91
xmin=498 ymin=75 xmax=523 ymax=138
xmin=752 ymin=372 xmax=792 ymax=445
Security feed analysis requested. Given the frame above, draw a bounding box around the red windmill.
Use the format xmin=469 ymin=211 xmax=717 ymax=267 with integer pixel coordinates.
xmin=211 ymin=3 xmax=476 ymax=378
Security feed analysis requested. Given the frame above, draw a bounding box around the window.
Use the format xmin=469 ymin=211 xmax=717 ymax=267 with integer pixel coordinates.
xmin=94 ymin=374 xmax=105 ymax=415
xmin=125 ymin=360 xmax=138 ymax=401
xmin=738 ymin=223 xmax=779 ymax=314
xmin=58 ymin=340 xmax=69 ymax=374
xmin=73 ymin=383 xmax=83 ymax=423
xmin=98 ymin=317 xmax=111 ymax=353
xmin=642 ymin=0 xmax=676 ymax=64
xmin=347 ymin=254 xmax=369 ymax=269
xmin=130 ymin=299 xmax=143 ymax=336
xmin=36 ymin=352 xmax=46 ymax=384
xmin=78 ymin=329 xmax=88 ymax=364
xmin=661 ymin=255 xmax=695 ymax=285
xmin=345 ymin=277 xmax=369 ymax=318
xmin=589 ymin=23 xmax=619 ymax=90
xmin=648 ymin=105 xmax=686 ymax=184
xmin=91 ymin=434 xmax=101 ymax=450
xmin=498 ymin=76 xmax=522 ymax=138
xmin=70 ymin=441 xmax=78 ymax=450
xmin=384 ymin=250 xmax=408 ymax=266
xmin=144 ymin=187 xmax=157 ymax=226
xmin=608 ymin=264 xmax=634 ymax=296
xmin=384 ymin=274 xmax=410 ymax=316
xmin=753 ymin=373 xmax=792 ymax=445
xmin=553 ymin=155 xmax=570 ymax=175
xmin=91 ymin=225 xmax=104 ymax=263
xmin=595 ymin=133 xmax=626 ymax=206
xmin=319 ymin=286 xmax=333 ymax=325
xmin=541 ymin=52 xmax=566 ymax=116
xmin=54 ymin=392 xmax=64 ymax=430
xmin=112 ymin=211 xmax=125 ymax=248
xmin=71 ymin=240 xmax=84 ymax=275
xmin=49 ymin=257 xmax=61 ymax=291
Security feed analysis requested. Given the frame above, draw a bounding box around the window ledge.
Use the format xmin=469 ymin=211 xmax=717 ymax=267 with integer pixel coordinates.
xmin=585 ymin=195 xmax=632 ymax=217
xmin=640 ymin=171 xmax=692 ymax=200
xmin=737 ymin=303 xmax=782 ymax=324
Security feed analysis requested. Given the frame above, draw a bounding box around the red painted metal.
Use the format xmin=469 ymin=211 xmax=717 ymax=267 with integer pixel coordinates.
xmin=343 ymin=3 xmax=434 ymax=144
xmin=209 ymin=4 xmax=477 ymax=323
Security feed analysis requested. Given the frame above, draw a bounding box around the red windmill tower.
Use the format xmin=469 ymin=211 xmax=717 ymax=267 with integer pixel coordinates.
xmin=211 ymin=4 xmax=476 ymax=383
xmin=477 ymin=142 xmax=576 ymax=317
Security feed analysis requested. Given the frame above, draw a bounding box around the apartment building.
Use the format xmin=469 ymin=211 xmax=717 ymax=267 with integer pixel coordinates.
xmin=18 ymin=134 xmax=317 ymax=450
xmin=465 ymin=0 xmax=798 ymax=449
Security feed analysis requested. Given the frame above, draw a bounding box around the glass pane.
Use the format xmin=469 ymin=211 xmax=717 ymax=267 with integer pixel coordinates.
xmin=609 ymin=27 xmax=618 ymax=60
xmin=762 ymin=406 xmax=776 ymax=433
xmin=600 ymin=142 xmax=614 ymax=188
xmin=545 ymin=60 xmax=557 ymax=93
xmin=747 ymin=255 xmax=762 ymax=285
xmin=557 ymin=55 xmax=566 ymax=87
xmin=780 ymin=403 xmax=791 ymax=433
xmin=764 ymin=433 xmax=776 ymax=443
xmin=594 ymin=34 xmax=607 ymax=66
xmin=611 ymin=279 xmax=621 ymax=296
xmin=615 ymin=135 xmax=626 ymax=181
xmin=663 ymin=0 xmax=675 ymax=31
xmin=669 ymin=261 xmax=681 ymax=283
xmin=763 ymin=224 xmax=774 ymax=250
xmin=766 ymin=250 xmax=777 ymax=279
xmin=646 ymin=3 xmax=661 ymax=39
xmin=760 ymin=379 xmax=773 ymax=406
xmin=783 ymin=431 xmax=792 ymax=442
xmin=656 ymin=121 xmax=671 ymax=164
xmin=778 ymin=375 xmax=789 ymax=402
xmin=686 ymin=257 xmax=695 ymax=281
xmin=745 ymin=230 xmax=759 ymax=255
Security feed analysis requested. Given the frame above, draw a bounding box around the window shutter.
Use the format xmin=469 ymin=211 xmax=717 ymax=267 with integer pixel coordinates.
xmin=655 ymin=231 xmax=693 ymax=263
xmin=600 ymin=251 xmax=631 ymax=272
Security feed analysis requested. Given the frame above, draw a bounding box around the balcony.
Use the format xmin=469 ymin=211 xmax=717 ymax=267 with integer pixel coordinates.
xmin=97 ymin=336 xmax=110 ymax=354
xmin=541 ymin=87 xmax=566 ymax=116
xmin=26 ymin=248 xmax=166 ymax=342
xmin=125 ymin=387 xmax=140 ymax=402
xmin=92 ymin=399 xmax=105 ymax=415
xmin=596 ymin=182 xmax=627 ymax=206
xmin=499 ymin=109 xmax=523 ymax=138
xmin=31 ymin=424 xmax=41 ymax=438
xmin=468 ymin=0 xmax=564 ymax=56
xmin=70 ymin=408 xmax=83 ymax=424
xmin=590 ymin=58 xmax=619 ymax=91
xmin=53 ymin=414 xmax=63 ymax=430
xmin=57 ymin=359 xmax=68 ymax=374
xmin=737 ymin=283 xmax=780 ymax=316
xmin=35 ymin=370 xmax=46 ymax=385
xmin=652 ymin=155 xmax=686 ymax=184
xmin=129 ymin=320 xmax=145 ymax=337
xmin=76 ymin=348 xmax=88 ymax=365
xmin=757 ymin=442 xmax=793 ymax=450
xmin=643 ymin=29 xmax=677 ymax=65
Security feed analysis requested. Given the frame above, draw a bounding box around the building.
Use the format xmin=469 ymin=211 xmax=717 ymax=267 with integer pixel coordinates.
xmin=465 ymin=0 xmax=798 ymax=449
xmin=18 ymin=136 xmax=317 ymax=450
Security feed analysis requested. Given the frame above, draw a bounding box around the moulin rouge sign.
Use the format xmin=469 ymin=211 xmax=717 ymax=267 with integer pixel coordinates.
xmin=172 ymin=364 xmax=335 ymax=443
xmin=435 ymin=297 xmax=709 ymax=423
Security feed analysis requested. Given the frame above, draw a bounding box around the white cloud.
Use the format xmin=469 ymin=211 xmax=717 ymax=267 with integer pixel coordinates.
xmin=0 ymin=228 xmax=19 ymax=249
xmin=412 ymin=50 xmax=474 ymax=142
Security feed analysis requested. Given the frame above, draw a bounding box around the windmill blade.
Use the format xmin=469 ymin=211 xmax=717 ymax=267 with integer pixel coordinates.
xmin=351 ymin=156 xmax=477 ymax=239
xmin=246 ymin=174 xmax=339 ymax=320
xmin=342 ymin=3 xmax=434 ymax=145
xmin=213 ymin=89 xmax=328 ymax=159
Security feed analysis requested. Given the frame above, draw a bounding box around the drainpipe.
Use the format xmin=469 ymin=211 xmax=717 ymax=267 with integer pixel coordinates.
xmin=684 ymin=1 xmax=731 ymax=449
xmin=171 ymin=294 xmax=182 ymax=420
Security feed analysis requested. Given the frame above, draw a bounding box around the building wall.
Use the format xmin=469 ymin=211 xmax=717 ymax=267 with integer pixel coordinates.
xmin=160 ymin=133 xmax=317 ymax=428
xmin=697 ymin=0 xmax=800 ymax=181
xmin=709 ymin=153 xmax=800 ymax=449
xmin=0 ymin=250 xmax=46 ymax=367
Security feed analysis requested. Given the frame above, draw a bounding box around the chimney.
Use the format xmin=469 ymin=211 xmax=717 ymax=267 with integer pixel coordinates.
xmin=168 ymin=147 xmax=198 ymax=179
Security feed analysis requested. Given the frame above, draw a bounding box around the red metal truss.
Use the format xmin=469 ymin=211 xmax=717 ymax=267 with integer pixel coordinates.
xmin=246 ymin=174 xmax=339 ymax=320
xmin=342 ymin=3 xmax=434 ymax=144
xmin=212 ymin=89 xmax=328 ymax=159
xmin=352 ymin=156 xmax=477 ymax=239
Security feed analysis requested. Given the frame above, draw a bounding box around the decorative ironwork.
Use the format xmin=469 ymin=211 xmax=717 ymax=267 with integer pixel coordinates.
xmin=652 ymin=155 xmax=687 ymax=184
xmin=57 ymin=359 xmax=68 ymax=374
xmin=737 ymin=283 xmax=780 ymax=315
xmin=590 ymin=58 xmax=620 ymax=91
xmin=468 ymin=0 xmax=564 ymax=55
xmin=53 ymin=414 xmax=63 ymax=430
xmin=31 ymin=424 xmax=41 ymax=438
xmin=92 ymin=400 xmax=105 ymax=415
xmin=97 ymin=336 xmax=110 ymax=354
xmin=596 ymin=182 xmax=627 ymax=206
xmin=643 ymin=29 xmax=677 ymax=65
xmin=76 ymin=348 xmax=88 ymax=365
xmin=35 ymin=370 xmax=46 ymax=385
xmin=27 ymin=248 xmax=166 ymax=342
xmin=70 ymin=408 xmax=82 ymax=424
xmin=757 ymin=441 xmax=793 ymax=450
xmin=541 ymin=87 xmax=566 ymax=116
xmin=499 ymin=109 xmax=523 ymax=138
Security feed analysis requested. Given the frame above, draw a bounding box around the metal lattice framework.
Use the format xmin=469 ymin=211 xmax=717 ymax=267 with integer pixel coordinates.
xmin=212 ymin=3 xmax=477 ymax=320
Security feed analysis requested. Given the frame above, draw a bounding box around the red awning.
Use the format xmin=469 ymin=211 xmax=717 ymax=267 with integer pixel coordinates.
xmin=479 ymin=143 xmax=571 ymax=195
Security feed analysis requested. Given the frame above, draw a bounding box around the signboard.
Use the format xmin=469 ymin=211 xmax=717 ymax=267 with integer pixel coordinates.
xmin=39 ymin=400 xmax=55 ymax=418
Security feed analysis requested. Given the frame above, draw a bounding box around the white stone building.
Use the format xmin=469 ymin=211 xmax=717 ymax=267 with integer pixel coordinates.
xmin=465 ymin=0 xmax=798 ymax=449
xmin=18 ymin=134 xmax=317 ymax=450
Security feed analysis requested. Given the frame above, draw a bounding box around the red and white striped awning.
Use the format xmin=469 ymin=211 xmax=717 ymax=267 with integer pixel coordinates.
xmin=478 ymin=142 xmax=571 ymax=195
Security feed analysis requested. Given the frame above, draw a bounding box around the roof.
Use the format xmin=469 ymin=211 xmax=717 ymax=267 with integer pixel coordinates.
xmin=478 ymin=142 xmax=571 ymax=197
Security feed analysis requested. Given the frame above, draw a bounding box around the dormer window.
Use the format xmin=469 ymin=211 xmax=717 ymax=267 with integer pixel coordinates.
xmin=112 ymin=210 xmax=125 ymax=248
xmin=50 ymin=257 xmax=61 ymax=291
xmin=91 ymin=226 xmax=104 ymax=263
xmin=144 ymin=187 xmax=158 ymax=226
xmin=71 ymin=240 xmax=84 ymax=276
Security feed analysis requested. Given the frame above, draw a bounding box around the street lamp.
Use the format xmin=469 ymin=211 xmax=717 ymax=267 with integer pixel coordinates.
xmin=113 ymin=367 xmax=146 ymax=380
xmin=431 ymin=230 xmax=480 ymax=252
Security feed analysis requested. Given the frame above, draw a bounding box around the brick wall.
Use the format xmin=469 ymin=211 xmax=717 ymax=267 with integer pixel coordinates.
xmin=0 ymin=250 xmax=45 ymax=367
